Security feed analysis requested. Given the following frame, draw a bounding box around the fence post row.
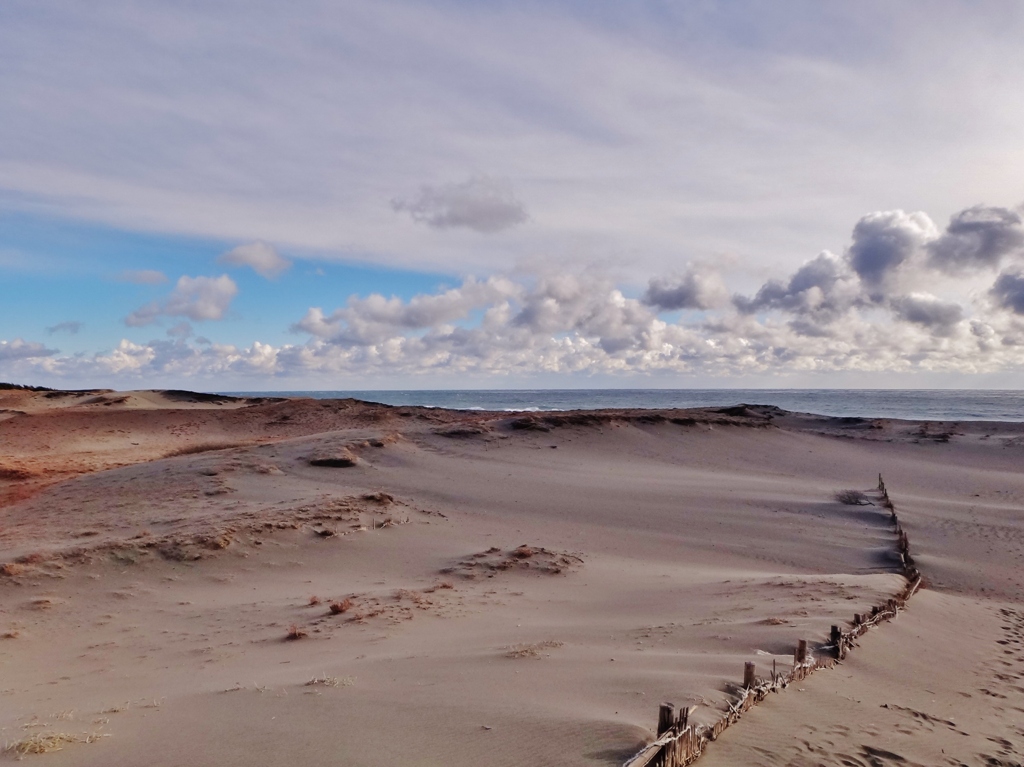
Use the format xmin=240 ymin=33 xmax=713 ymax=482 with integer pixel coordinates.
xmin=743 ymin=662 xmax=756 ymax=689
xmin=623 ymin=474 xmax=922 ymax=767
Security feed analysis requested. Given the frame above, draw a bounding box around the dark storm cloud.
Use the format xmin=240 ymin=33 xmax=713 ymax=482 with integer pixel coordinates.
xmin=643 ymin=268 xmax=726 ymax=311
xmin=990 ymin=269 xmax=1024 ymax=314
xmin=889 ymin=293 xmax=963 ymax=333
xmin=847 ymin=210 xmax=935 ymax=288
xmin=735 ymin=252 xmax=850 ymax=315
xmin=928 ymin=205 xmax=1024 ymax=272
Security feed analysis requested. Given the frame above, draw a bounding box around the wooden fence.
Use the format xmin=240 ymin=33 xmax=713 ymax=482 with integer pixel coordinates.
xmin=622 ymin=475 xmax=922 ymax=767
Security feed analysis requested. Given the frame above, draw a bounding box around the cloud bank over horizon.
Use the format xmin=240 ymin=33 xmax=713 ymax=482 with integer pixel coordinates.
xmin=5 ymin=201 xmax=1024 ymax=388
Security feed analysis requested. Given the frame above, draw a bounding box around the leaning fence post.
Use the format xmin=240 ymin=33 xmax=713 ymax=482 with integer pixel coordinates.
xmin=743 ymin=661 xmax=756 ymax=689
xmin=678 ymin=705 xmax=690 ymax=730
xmin=658 ymin=702 xmax=676 ymax=736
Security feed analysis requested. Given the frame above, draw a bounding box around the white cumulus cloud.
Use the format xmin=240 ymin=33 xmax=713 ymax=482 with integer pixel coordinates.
xmin=292 ymin=276 xmax=520 ymax=345
xmin=125 ymin=275 xmax=238 ymax=327
xmin=217 ymin=241 xmax=291 ymax=279
xmin=0 ymin=339 xmax=58 ymax=362
xmin=11 ymin=199 xmax=1024 ymax=387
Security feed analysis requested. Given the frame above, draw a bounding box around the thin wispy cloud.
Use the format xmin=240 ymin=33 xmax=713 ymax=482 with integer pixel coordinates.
xmin=46 ymin=321 xmax=82 ymax=335
xmin=2 ymin=3 xmax=1023 ymax=278
xmin=119 ymin=269 xmax=169 ymax=285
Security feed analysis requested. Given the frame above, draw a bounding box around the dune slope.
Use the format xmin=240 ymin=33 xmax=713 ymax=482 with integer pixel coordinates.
xmin=1 ymin=391 xmax=1021 ymax=766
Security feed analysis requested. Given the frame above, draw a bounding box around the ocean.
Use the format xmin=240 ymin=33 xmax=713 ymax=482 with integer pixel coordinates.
xmin=222 ymin=389 xmax=1024 ymax=422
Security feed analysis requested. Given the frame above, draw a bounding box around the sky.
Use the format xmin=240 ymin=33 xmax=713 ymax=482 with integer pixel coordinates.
xmin=2 ymin=0 xmax=1024 ymax=390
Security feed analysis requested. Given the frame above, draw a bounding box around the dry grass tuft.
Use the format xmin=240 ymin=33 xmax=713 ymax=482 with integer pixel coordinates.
xmin=203 ymin=534 xmax=232 ymax=550
xmin=305 ymin=674 xmax=354 ymax=688
xmin=759 ymin=617 xmax=788 ymax=625
xmin=4 ymin=731 xmax=107 ymax=756
xmin=2 ymin=630 xmax=20 ymax=639
xmin=394 ymin=589 xmax=432 ymax=607
xmin=505 ymin=640 xmax=564 ymax=659
xmin=437 ymin=581 xmax=454 ymax=590
xmin=834 ymin=489 xmax=872 ymax=506
xmin=1 ymin=563 xmax=25 ymax=577
xmin=308 ymin=448 xmax=358 ymax=468
xmin=329 ymin=598 xmax=353 ymax=615
xmin=308 ymin=595 xmax=321 ymax=606
xmin=445 ymin=545 xmax=582 ymax=579
xmin=285 ymin=624 xmax=308 ymax=640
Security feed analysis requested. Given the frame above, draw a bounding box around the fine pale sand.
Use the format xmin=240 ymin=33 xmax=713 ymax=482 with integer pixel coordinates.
xmin=1 ymin=389 xmax=1022 ymax=766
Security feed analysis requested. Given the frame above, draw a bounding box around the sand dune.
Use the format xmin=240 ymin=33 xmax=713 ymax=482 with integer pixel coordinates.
xmin=1 ymin=389 xmax=1022 ymax=765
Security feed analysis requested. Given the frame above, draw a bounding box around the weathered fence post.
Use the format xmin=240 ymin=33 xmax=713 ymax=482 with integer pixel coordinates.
xmin=796 ymin=638 xmax=808 ymax=664
xmin=658 ymin=702 xmax=676 ymax=736
xmin=743 ymin=662 xmax=756 ymax=689
xmin=830 ymin=625 xmax=842 ymax=657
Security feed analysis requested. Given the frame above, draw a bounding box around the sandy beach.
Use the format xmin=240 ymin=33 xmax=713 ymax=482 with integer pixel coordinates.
xmin=1 ymin=388 xmax=1022 ymax=766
